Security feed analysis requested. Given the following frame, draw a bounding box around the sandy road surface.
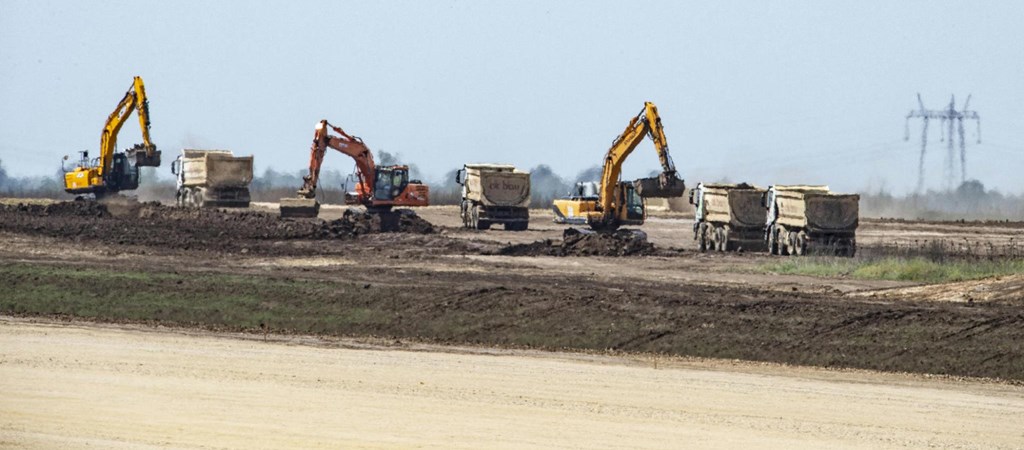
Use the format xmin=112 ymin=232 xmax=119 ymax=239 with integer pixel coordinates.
xmin=2 ymin=319 xmax=1022 ymax=449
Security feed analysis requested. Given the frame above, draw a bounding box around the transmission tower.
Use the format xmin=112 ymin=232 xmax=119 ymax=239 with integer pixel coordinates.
xmin=904 ymin=94 xmax=981 ymax=192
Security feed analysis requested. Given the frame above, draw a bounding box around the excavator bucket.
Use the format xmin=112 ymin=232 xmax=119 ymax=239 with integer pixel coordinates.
xmin=128 ymin=143 xmax=162 ymax=167
xmin=279 ymin=197 xmax=320 ymax=218
xmin=634 ymin=173 xmax=686 ymax=198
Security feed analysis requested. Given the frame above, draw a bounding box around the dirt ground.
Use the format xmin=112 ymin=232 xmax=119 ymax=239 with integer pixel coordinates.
xmin=1 ymin=201 xmax=1023 ymax=380
xmin=2 ymin=199 xmax=1024 ymax=447
xmin=2 ymin=318 xmax=1022 ymax=449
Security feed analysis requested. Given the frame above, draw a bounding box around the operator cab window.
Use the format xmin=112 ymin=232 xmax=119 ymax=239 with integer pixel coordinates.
xmin=375 ymin=170 xmax=393 ymax=200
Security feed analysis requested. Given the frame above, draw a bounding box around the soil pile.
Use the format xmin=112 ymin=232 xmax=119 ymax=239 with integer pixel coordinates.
xmin=314 ymin=209 xmax=434 ymax=238
xmin=0 ymin=201 xmax=435 ymax=252
xmin=10 ymin=201 xmax=111 ymax=218
xmin=496 ymin=228 xmax=655 ymax=256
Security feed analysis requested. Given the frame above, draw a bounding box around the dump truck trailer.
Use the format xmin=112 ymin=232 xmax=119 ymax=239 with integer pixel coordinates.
xmin=172 ymin=149 xmax=253 ymax=208
xmin=456 ymin=164 xmax=531 ymax=230
xmin=690 ymin=182 xmax=767 ymax=252
xmin=764 ymin=185 xmax=859 ymax=256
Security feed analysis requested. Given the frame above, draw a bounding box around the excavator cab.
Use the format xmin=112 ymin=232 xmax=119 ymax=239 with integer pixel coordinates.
xmin=63 ymin=149 xmax=140 ymax=196
xmin=611 ymin=181 xmax=644 ymax=226
xmin=373 ymin=166 xmax=410 ymax=201
xmin=623 ymin=182 xmax=644 ymax=221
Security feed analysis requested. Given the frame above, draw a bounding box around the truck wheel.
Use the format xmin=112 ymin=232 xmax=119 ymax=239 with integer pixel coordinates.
xmin=721 ymin=227 xmax=731 ymax=252
xmin=768 ymin=230 xmax=778 ymax=255
xmin=697 ymin=223 xmax=708 ymax=252
xmin=461 ymin=202 xmax=472 ymax=228
xmin=472 ymin=206 xmax=488 ymax=230
xmin=788 ymin=231 xmax=800 ymax=256
xmin=793 ymin=233 xmax=806 ymax=256
xmin=779 ymin=229 xmax=790 ymax=255
xmin=195 ymin=189 xmax=205 ymax=208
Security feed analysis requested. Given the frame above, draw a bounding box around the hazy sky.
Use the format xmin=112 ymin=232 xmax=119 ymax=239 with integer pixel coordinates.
xmin=2 ymin=1 xmax=1023 ymax=194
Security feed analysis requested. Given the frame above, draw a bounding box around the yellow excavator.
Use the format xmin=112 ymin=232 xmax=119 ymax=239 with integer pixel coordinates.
xmin=552 ymin=102 xmax=685 ymax=231
xmin=62 ymin=76 xmax=161 ymax=197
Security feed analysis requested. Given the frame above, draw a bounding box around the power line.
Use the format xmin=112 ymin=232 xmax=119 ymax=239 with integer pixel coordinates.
xmin=904 ymin=93 xmax=981 ymax=192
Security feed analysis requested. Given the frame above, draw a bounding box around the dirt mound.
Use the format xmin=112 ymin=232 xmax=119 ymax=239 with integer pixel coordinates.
xmin=9 ymin=201 xmax=111 ymax=218
xmin=314 ymin=209 xmax=435 ymax=238
xmin=496 ymin=228 xmax=655 ymax=256
xmin=0 ymin=201 xmax=436 ymax=253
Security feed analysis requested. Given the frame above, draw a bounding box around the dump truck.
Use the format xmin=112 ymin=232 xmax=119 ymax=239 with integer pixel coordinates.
xmin=689 ymin=182 xmax=767 ymax=252
xmin=763 ymin=185 xmax=859 ymax=256
xmin=455 ymin=164 xmax=531 ymax=230
xmin=171 ymin=149 xmax=253 ymax=208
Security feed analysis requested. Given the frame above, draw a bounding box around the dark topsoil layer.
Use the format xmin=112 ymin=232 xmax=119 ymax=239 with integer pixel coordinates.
xmin=2 ymin=201 xmax=1023 ymax=380
xmin=0 ymin=201 xmax=662 ymax=257
xmin=494 ymin=228 xmax=658 ymax=257
xmin=0 ymin=201 xmax=437 ymax=254
xmin=2 ymin=261 xmax=1022 ymax=381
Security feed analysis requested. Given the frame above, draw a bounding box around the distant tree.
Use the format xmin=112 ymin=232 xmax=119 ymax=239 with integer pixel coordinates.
xmin=529 ymin=164 xmax=571 ymax=203
xmin=0 ymin=158 xmax=8 ymax=190
xmin=956 ymin=179 xmax=986 ymax=199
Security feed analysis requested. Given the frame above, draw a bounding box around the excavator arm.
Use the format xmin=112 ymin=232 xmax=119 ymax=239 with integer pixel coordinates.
xmin=297 ymin=120 xmax=376 ymax=200
xmin=591 ymin=102 xmax=684 ymax=228
xmin=99 ymin=76 xmax=159 ymax=176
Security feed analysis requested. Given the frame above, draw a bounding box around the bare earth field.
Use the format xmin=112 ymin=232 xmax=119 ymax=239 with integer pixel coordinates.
xmin=2 ymin=318 xmax=1023 ymax=449
xmin=1 ymin=199 xmax=1023 ymax=447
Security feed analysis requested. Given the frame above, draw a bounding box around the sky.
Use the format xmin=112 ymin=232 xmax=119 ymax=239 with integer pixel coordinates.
xmin=2 ymin=0 xmax=1023 ymax=195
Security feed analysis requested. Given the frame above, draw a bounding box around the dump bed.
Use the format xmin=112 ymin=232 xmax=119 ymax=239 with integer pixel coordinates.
xmin=774 ymin=186 xmax=859 ymax=231
xmin=701 ymin=183 xmax=766 ymax=229
xmin=181 ymin=150 xmax=254 ymax=189
xmin=464 ymin=164 xmax=531 ymax=208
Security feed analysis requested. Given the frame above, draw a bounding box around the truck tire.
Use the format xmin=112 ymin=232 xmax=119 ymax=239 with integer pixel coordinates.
xmin=697 ymin=223 xmax=708 ymax=252
xmin=778 ymin=228 xmax=791 ymax=256
xmin=768 ymin=229 xmax=778 ymax=255
xmin=721 ymin=227 xmax=731 ymax=252
xmin=471 ymin=205 xmax=489 ymax=230
xmin=793 ymin=232 xmax=806 ymax=256
xmin=788 ymin=231 xmax=800 ymax=256
xmin=461 ymin=202 xmax=471 ymax=228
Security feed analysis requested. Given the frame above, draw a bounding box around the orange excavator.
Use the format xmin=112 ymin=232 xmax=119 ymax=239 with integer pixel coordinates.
xmin=279 ymin=119 xmax=429 ymax=218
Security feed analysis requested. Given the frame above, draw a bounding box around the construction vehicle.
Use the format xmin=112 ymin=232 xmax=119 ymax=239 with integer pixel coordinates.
xmin=690 ymin=182 xmax=768 ymax=252
xmin=280 ymin=119 xmax=429 ymax=218
xmin=171 ymin=150 xmax=254 ymax=208
xmin=62 ymin=76 xmax=161 ymax=197
xmin=552 ymin=102 xmax=685 ymax=231
xmin=763 ymin=185 xmax=859 ymax=256
xmin=455 ymin=164 xmax=531 ymax=230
